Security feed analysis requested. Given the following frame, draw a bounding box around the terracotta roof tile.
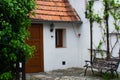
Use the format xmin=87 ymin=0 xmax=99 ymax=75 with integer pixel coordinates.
xmin=31 ymin=0 xmax=81 ymax=22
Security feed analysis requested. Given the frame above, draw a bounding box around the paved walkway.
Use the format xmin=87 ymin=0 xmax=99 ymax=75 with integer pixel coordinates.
xmin=26 ymin=67 xmax=119 ymax=80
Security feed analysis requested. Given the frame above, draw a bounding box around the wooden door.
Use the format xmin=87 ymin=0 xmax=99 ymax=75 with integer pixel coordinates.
xmin=25 ymin=24 xmax=44 ymax=73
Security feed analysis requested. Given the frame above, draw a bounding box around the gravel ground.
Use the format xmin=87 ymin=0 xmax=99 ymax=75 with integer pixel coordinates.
xmin=26 ymin=67 xmax=120 ymax=80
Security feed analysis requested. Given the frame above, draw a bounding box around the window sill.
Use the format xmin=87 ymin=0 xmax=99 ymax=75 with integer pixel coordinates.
xmin=56 ymin=47 xmax=66 ymax=48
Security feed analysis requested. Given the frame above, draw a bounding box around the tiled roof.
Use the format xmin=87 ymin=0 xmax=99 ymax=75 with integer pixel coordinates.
xmin=31 ymin=0 xmax=81 ymax=22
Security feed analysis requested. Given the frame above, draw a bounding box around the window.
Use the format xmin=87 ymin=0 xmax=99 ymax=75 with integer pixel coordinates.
xmin=55 ymin=29 xmax=66 ymax=48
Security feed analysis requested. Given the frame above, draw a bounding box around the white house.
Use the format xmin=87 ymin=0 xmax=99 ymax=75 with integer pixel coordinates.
xmin=25 ymin=0 xmax=120 ymax=73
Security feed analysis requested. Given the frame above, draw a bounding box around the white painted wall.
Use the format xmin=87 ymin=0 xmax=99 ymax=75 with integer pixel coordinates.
xmin=69 ymin=0 xmax=91 ymax=68
xmin=43 ymin=23 xmax=81 ymax=71
xmin=69 ymin=0 xmax=120 ymax=71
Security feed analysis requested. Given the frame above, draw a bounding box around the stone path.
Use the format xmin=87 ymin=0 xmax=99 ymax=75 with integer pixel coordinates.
xmin=26 ymin=67 xmax=119 ymax=80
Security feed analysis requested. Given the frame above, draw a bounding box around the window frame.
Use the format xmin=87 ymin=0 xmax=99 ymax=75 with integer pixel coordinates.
xmin=55 ymin=29 xmax=63 ymax=48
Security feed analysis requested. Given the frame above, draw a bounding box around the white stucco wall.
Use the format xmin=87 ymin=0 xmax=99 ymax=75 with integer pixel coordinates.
xmin=69 ymin=0 xmax=120 ymax=71
xmin=43 ymin=23 xmax=81 ymax=71
xmin=69 ymin=0 xmax=91 ymax=68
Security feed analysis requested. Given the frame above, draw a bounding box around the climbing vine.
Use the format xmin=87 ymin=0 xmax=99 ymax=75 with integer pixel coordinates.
xmin=85 ymin=0 xmax=120 ymax=58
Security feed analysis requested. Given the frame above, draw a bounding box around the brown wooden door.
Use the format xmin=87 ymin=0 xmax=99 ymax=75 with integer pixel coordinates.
xmin=25 ymin=24 xmax=44 ymax=73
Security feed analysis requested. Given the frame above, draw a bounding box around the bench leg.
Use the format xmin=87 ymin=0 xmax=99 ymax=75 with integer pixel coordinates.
xmin=91 ymin=67 xmax=94 ymax=75
xmin=84 ymin=66 xmax=94 ymax=76
xmin=84 ymin=67 xmax=88 ymax=76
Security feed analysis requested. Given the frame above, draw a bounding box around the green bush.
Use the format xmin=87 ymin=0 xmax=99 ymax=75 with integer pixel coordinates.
xmin=0 ymin=0 xmax=35 ymax=79
xmin=0 ymin=72 xmax=12 ymax=80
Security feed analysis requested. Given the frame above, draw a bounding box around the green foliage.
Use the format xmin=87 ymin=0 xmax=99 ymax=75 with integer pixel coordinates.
xmin=97 ymin=40 xmax=104 ymax=57
xmin=0 ymin=72 xmax=12 ymax=80
xmin=102 ymin=73 xmax=111 ymax=80
xmin=93 ymin=14 xmax=102 ymax=23
xmin=85 ymin=0 xmax=103 ymax=23
xmin=97 ymin=40 xmax=103 ymax=49
xmin=101 ymin=72 xmax=119 ymax=80
xmin=0 ymin=0 xmax=35 ymax=79
xmin=85 ymin=0 xmax=94 ymax=22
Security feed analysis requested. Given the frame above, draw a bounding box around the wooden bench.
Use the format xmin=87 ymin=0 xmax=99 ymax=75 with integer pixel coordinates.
xmin=84 ymin=49 xmax=120 ymax=77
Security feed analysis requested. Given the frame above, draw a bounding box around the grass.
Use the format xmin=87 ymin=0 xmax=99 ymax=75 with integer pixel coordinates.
xmin=85 ymin=69 xmax=120 ymax=80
